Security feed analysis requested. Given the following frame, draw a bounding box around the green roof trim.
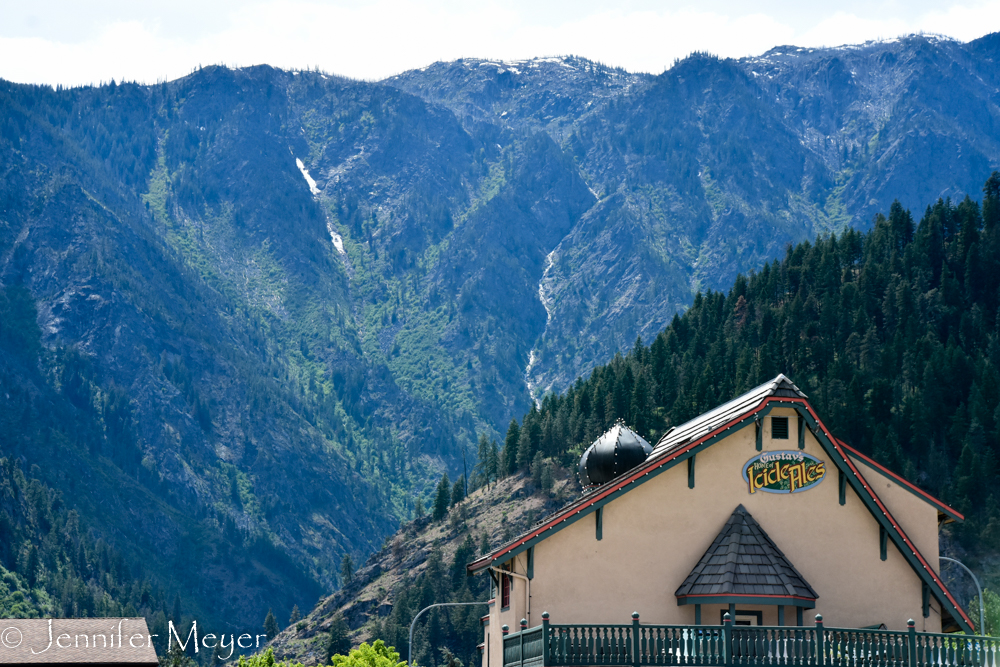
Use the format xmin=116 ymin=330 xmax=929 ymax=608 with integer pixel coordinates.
xmin=677 ymin=594 xmax=817 ymax=609
xmin=467 ymin=377 xmax=974 ymax=635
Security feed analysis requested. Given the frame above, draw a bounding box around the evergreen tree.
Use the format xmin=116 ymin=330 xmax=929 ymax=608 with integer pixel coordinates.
xmin=451 ymin=476 xmax=465 ymax=506
xmin=24 ymin=545 xmax=39 ymax=588
xmin=210 ymin=641 xmax=224 ymax=667
xmin=289 ymin=605 xmax=301 ymax=625
xmin=501 ymin=419 xmax=519 ymax=477
xmin=325 ymin=613 xmax=351 ymax=662
xmin=479 ymin=530 xmax=490 ymax=555
xmin=487 ymin=440 xmax=500 ymax=486
xmin=432 ymin=474 xmax=451 ymax=521
xmin=414 ymin=497 xmax=424 ymax=519
xmin=439 ymin=648 xmax=463 ymax=667
xmin=516 ymin=407 xmax=540 ymax=470
xmin=264 ymin=608 xmax=279 ymax=641
xmin=475 ymin=434 xmax=495 ymax=489
xmin=451 ymin=534 xmax=476 ymax=587
xmin=163 ymin=640 xmax=195 ymax=667
xmin=530 ymin=452 xmax=546 ymax=488
xmin=540 ymin=461 xmax=554 ymax=492
xmin=341 ymin=554 xmax=355 ymax=584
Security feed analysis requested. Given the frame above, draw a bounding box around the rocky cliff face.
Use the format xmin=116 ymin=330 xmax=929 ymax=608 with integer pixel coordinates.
xmin=266 ymin=470 xmax=575 ymax=667
xmin=0 ymin=33 xmax=998 ymax=627
xmin=391 ymin=34 xmax=1000 ymax=395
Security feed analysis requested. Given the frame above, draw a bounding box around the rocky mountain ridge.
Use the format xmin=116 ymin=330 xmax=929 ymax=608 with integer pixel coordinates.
xmin=0 ymin=32 xmax=998 ymax=628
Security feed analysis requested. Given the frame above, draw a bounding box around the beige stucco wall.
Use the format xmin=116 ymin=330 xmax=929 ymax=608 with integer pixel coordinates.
xmin=847 ymin=454 xmax=941 ymax=574
xmin=482 ymin=408 xmax=944 ymax=667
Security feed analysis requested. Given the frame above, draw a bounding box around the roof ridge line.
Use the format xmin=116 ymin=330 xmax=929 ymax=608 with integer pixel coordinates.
xmin=839 ymin=439 xmax=963 ymax=521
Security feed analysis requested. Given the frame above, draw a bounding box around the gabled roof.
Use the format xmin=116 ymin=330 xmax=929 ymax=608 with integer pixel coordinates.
xmin=675 ymin=505 xmax=818 ymax=608
xmin=650 ymin=374 xmax=805 ymax=459
xmin=467 ymin=374 xmax=974 ymax=633
xmin=838 ymin=439 xmax=964 ymax=523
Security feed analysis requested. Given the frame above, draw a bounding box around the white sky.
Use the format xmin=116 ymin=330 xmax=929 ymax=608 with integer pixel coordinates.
xmin=1 ymin=0 xmax=999 ymax=87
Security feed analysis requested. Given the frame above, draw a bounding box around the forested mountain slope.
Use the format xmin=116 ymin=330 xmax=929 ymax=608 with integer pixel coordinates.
xmin=273 ymin=178 xmax=1000 ymax=667
xmin=500 ymin=175 xmax=1000 ymax=577
xmin=268 ymin=469 xmax=576 ymax=667
xmin=1 ymin=33 xmax=999 ymax=630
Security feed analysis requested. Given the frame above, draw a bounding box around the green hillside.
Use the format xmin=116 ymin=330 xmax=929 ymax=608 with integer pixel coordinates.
xmin=270 ymin=178 xmax=1000 ymax=667
xmin=498 ymin=174 xmax=1000 ymax=583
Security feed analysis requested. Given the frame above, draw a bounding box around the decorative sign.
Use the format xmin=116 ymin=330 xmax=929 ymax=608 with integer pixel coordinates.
xmin=743 ymin=450 xmax=826 ymax=494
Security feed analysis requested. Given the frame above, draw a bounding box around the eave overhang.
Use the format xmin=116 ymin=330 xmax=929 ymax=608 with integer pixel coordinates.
xmin=676 ymin=594 xmax=817 ymax=608
xmin=840 ymin=440 xmax=964 ymax=523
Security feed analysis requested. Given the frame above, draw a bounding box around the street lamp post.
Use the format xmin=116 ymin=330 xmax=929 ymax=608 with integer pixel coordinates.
xmin=940 ymin=556 xmax=985 ymax=635
xmin=408 ymin=601 xmax=489 ymax=667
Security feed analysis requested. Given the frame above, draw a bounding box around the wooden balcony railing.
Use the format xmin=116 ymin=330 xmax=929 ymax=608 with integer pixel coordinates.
xmin=501 ymin=613 xmax=1000 ymax=667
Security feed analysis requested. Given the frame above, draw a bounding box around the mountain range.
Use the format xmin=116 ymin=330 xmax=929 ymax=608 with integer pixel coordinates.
xmin=0 ymin=31 xmax=999 ymax=629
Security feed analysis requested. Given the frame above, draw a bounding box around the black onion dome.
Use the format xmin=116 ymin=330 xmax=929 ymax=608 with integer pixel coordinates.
xmin=579 ymin=420 xmax=653 ymax=487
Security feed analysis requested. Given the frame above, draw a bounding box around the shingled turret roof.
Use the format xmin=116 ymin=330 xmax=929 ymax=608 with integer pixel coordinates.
xmin=675 ymin=504 xmax=818 ymax=607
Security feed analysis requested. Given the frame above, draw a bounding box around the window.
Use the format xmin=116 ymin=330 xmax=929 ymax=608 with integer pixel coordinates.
xmin=720 ymin=610 xmax=763 ymax=626
xmin=501 ymin=571 xmax=511 ymax=609
xmin=772 ymin=416 xmax=789 ymax=439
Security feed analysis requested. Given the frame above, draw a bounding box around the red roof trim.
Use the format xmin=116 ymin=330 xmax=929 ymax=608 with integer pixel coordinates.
xmin=469 ymin=398 xmax=780 ymax=570
xmin=803 ymin=405 xmax=974 ymax=630
xmin=469 ymin=394 xmax=974 ymax=632
xmin=839 ymin=440 xmax=964 ymax=521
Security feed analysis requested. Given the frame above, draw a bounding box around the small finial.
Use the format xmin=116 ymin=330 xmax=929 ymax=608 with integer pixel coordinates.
xmin=542 ymin=612 xmax=550 ymax=620
xmin=907 ymin=619 xmax=915 ymax=628
xmin=723 ymin=613 xmax=731 ymax=623
xmin=632 ymin=612 xmax=640 ymax=620
xmin=502 ymin=625 xmax=509 ymax=635
xmin=520 ymin=619 xmax=527 ymax=628
xmin=815 ymin=614 xmax=823 ymax=624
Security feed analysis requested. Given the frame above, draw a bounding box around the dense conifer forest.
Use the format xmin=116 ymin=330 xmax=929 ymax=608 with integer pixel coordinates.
xmin=0 ymin=453 xmax=175 ymax=624
xmin=492 ymin=174 xmax=1000 ymax=552
xmin=300 ymin=177 xmax=1000 ymax=667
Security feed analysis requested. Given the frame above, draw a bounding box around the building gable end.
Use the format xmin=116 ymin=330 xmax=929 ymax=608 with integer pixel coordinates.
xmin=469 ymin=393 xmax=974 ymax=634
xmin=796 ymin=404 xmax=974 ymax=633
xmin=842 ymin=442 xmax=963 ymax=523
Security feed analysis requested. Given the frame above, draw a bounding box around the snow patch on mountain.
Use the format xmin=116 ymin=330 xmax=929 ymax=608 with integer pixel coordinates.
xmin=294 ymin=156 xmax=350 ymax=266
xmin=295 ymin=158 xmax=321 ymax=195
